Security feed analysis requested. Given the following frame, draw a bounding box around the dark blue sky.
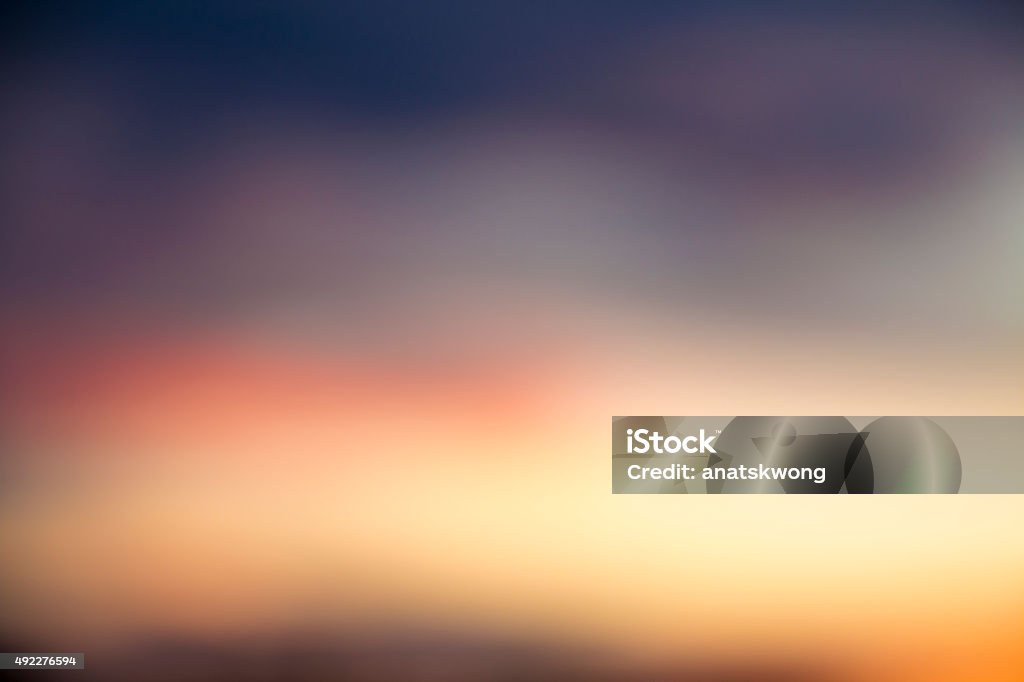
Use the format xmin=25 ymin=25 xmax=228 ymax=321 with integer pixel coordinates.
xmin=5 ymin=1 xmax=1022 ymax=118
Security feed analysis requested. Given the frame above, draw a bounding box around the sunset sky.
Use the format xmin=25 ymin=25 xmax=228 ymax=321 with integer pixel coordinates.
xmin=2 ymin=2 xmax=1023 ymax=680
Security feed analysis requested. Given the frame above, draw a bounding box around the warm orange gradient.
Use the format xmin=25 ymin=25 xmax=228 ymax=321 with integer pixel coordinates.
xmin=3 ymin=321 xmax=1023 ymax=681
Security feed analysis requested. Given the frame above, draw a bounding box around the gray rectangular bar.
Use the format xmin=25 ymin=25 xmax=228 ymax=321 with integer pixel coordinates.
xmin=612 ymin=416 xmax=1024 ymax=494
xmin=0 ymin=654 xmax=85 ymax=670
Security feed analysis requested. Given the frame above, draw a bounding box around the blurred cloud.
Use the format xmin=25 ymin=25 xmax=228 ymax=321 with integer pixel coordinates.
xmin=2 ymin=2 xmax=1024 ymax=680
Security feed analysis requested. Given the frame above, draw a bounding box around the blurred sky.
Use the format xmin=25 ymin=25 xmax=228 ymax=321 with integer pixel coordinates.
xmin=2 ymin=2 xmax=1024 ymax=680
